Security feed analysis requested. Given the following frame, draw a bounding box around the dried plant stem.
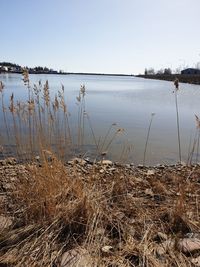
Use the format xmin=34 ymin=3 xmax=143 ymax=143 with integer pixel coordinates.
xmin=143 ymin=113 xmax=155 ymax=166
xmin=85 ymin=114 xmax=99 ymax=154
xmin=196 ymin=129 xmax=200 ymax=163
xmin=1 ymin=93 xmax=10 ymax=141
xmin=188 ymin=129 xmax=198 ymax=165
xmin=100 ymin=123 xmax=116 ymax=153
xmin=174 ymin=89 xmax=182 ymax=163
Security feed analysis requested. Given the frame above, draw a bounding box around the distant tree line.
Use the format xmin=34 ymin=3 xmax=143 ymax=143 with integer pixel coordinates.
xmin=0 ymin=62 xmax=21 ymax=68
xmin=144 ymin=67 xmax=172 ymax=75
xmin=144 ymin=61 xmax=200 ymax=76
xmin=0 ymin=62 xmax=59 ymax=74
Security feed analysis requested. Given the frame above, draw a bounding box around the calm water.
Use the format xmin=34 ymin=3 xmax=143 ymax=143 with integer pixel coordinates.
xmin=0 ymin=73 xmax=200 ymax=165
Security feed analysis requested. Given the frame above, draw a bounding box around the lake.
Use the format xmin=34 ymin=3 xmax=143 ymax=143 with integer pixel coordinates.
xmin=0 ymin=73 xmax=200 ymax=165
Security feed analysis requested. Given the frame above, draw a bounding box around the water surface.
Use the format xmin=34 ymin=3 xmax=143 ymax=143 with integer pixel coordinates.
xmin=0 ymin=73 xmax=200 ymax=165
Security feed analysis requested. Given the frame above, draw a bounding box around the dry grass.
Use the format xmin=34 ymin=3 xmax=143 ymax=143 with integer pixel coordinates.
xmin=0 ymin=159 xmax=200 ymax=266
xmin=0 ymin=73 xmax=200 ymax=266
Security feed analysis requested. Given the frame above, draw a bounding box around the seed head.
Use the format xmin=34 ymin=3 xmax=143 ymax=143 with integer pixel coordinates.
xmin=195 ymin=114 xmax=200 ymax=129
xmin=0 ymin=81 xmax=5 ymax=93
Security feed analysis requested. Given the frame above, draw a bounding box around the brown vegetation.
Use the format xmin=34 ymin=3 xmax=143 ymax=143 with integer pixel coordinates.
xmin=0 ymin=158 xmax=200 ymax=266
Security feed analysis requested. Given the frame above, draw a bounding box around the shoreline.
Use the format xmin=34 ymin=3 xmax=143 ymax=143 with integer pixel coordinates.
xmin=137 ymin=74 xmax=200 ymax=85
xmin=0 ymin=70 xmax=134 ymax=77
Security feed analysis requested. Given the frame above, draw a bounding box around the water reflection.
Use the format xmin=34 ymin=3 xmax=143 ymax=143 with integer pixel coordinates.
xmin=0 ymin=73 xmax=200 ymax=165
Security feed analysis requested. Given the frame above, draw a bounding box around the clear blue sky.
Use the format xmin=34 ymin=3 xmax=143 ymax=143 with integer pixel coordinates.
xmin=1 ymin=0 xmax=200 ymax=74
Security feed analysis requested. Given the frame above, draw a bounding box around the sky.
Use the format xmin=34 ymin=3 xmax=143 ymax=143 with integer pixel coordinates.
xmin=1 ymin=0 xmax=200 ymax=74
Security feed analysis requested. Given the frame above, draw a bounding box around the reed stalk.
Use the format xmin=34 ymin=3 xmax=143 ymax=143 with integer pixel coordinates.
xmin=174 ymin=79 xmax=181 ymax=163
xmin=0 ymin=81 xmax=10 ymax=142
xmin=195 ymin=114 xmax=200 ymax=163
xmin=143 ymin=113 xmax=155 ymax=166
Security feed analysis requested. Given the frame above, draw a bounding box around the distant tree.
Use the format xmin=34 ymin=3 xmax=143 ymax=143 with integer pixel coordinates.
xmin=147 ymin=68 xmax=155 ymax=75
xmin=157 ymin=69 xmax=164 ymax=75
xmin=163 ymin=68 xmax=172 ymax=75
xmin=144 ymin=68 xmax=148 ymax=75
xmin=44 ymin=67 xmax=49 ymax=72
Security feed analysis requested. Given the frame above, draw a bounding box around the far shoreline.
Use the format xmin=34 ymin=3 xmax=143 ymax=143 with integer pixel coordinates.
xmin=137 ymin=74 xmax=200 ymax=85
xmin=0 ymin=70 xmax=134 ymax=77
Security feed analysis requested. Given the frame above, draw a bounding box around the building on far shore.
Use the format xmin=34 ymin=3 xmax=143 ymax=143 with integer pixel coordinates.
xmin=181 ymin=68 xmax=200 ymax=75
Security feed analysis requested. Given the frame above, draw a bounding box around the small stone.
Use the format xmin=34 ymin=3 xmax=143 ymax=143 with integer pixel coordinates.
xmin=99 ymin=169 xmax=105 ymax=174
xmin=157 ymin=232 xmax=168 ymax=241
xmin=68 ymin=157 xmax=86 ymax=165
xmin=35 ymin=155 xmax=40 ymax=161
xmin=178 ymin=238 xmax=200 ymax=253
xmin=138 ymin=164 xmax=144 ymax=168
xmin=156 ymin=164 xmax=165 ymax=169
xmin=185 ymin=233 xmax=200 ymax=239
xmin=156 ymin=246 xmax=165 ymax=256
xmin=191 ymin=256 xmax=200 ymax=266
xmin=100 ymin=160 xmax=112 ymax=165
xmin=145 ymin=188 xmax=154 ymax=197
xmin=101 ymin=245 xmax=113 ymax=253
xmin=147 ymin=170 xmax=155 ymax=176
xmin=60 ymin=248 xmax=93 ymax=267
xmin=125 ymin=164 xmax=131 ymax=169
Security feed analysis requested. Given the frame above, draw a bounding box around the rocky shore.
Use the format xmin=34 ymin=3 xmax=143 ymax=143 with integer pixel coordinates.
xmin=0 ymin=157 xmax=200 ymax=266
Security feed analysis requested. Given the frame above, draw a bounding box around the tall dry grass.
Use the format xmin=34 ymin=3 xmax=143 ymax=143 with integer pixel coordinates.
xmin=174 ymin=79 xmax=182 ymax=163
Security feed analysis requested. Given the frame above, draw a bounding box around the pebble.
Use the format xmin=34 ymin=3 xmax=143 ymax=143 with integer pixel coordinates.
xmin=60 ymin=248 xmax=93 ymax=267
xmin=191 ymin=256 xmax=200 ymax=266
xmin=178 ymin=238 xmax=200 ymax=253
xmin=147 ymin=170 xmax=155 ymax=176
xmin=157 ymin=232 xmax=168 ymax=241
xmin=100 ymin=160 xmax=112 ymax=165
xmin=145 ymin=188 xmax=154 ymax=197
xmin=101 ymin=245 xmax=113 ymax=253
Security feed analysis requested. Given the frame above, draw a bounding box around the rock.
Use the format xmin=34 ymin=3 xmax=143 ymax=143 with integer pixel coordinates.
xmin=6 ymin=158 xmax=17 ymax=165
xmin=156 ymin=164 xmax=165 ymax=169
xmin=60 ymin=248 xmax=93 ymax=267
xmin=191 ymin=256 xmax=200 ymax=266
xmin=101 ymin=245 xmax=113 ymax=253
xmin=35 ymin=155 xmax=40 ymax=161
xmin=178 ymin=238 xmax=200 ymax=253
xmin=185 ymin=233 xmax=200 ymax=239
xmin=3 ymin=183 xmax=12 ymax=190
xmin=69 ymin=158 xmax=87 ymax=165
xmin=156 ymin=246 xmax=166 ymax=257
xmin=0 ymin=215 xmax=13 ymax=230
xmin=157 ymin=232 xmax=168 ymax=241
xmin=125 ymin=164 xmax=131 ymax=169
xmin=138 ymin=164 xmax=144 ymax=168
xmin=147 ymin=170 xmax=155 ymax=176
xmin=100 ymin=160 xmax=112 ymax=165
xmin=145 ymin=188 xmax=154 ymax=197
xmin=99 ymin=169 xmax=105 ymax=174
